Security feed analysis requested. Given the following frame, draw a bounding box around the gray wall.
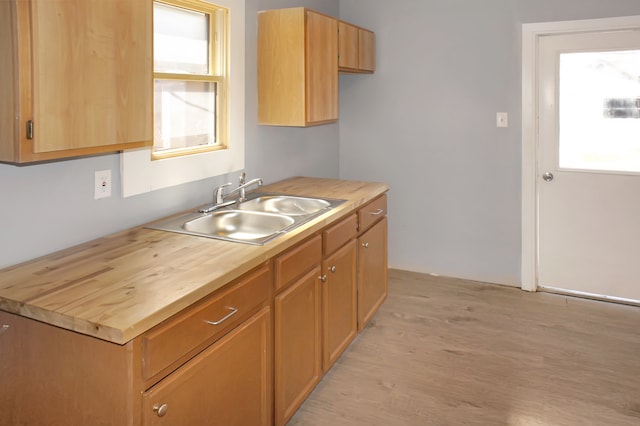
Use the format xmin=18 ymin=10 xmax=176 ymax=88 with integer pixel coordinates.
xmin=3 ymin=0 xmax=640 ymax=282
xmin=339 ymin=0 xmax=640 ymax=285
xmin=0 ymin=0 xmax=340 ymax=269
xmin=244 ymin=0 xmax=340 ymax=182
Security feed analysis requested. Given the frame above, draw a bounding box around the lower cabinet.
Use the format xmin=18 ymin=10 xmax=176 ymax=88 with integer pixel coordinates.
xmin=0 ymin=192 xmax=388 ymax=426
xmin=142 ymin=306 xmax=272 ymax=426
xmin=322 ymin=239 xmax=357 ymax=370
xmin=274 ymin=266 xmax=322 ymax=425
xmin=274 ymin=216 xmax=358 ymax=425
xmin=357 ymin=216 xmax=388 ymax=330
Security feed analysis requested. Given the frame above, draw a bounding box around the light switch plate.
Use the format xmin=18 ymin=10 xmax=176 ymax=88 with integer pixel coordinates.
xmin=496 ymin=112 xmax=508 ymax=128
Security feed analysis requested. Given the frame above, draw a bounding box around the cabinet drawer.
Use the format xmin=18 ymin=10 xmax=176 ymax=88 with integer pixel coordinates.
xmin=142 ymin=307 xmax=272 ymax=426
xmin=275 ymin=235 xmax=322 ymax=292
xmin=142 ymin=264 xmax=271 ymax=381
xmin=323 ymin=214 xmax=357 ymax=256
xmin=358 ymin=194 xmax=387 ymax=233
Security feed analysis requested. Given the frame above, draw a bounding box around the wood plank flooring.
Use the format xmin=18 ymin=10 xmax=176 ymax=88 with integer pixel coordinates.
xmin=288 ymin=269 xmax=640 ymax=425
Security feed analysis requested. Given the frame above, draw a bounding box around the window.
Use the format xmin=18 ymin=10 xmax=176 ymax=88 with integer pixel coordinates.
xmin=559 ymin=50 xmax=640 ymax=173
xmin=121 ymin=0 xmax=244 ymax=198
xmin=153 ymin=0 xmax=228 ymax=159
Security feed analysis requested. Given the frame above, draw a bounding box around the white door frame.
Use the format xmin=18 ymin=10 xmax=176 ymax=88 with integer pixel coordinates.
xmin=521 ymin=15 xmax=640 ymax=292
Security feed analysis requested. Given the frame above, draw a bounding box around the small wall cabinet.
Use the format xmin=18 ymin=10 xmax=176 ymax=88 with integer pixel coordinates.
xmin=338 ymin=22 xmax=376 ymax=73
xmin=0 ymin=0 xmax=151 ymax=164
xmin=258 ymin=8 xmax=338 ymax=127
xmin=258 ymin=7 xmax=375 ymax=127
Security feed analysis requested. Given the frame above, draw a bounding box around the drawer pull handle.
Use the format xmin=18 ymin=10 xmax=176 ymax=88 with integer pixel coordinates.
xmin=153 ymin=403 xmax=168 ymax=417
xmin=369 ymin=208 xmax=384 ymax=216
xmin=204 ymin=306 xmax=238 ymax=326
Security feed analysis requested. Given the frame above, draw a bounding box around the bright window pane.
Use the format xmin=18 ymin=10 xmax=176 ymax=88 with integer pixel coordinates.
xmin=154 ymin=80 xmax=217 ymax=152
xmin=154 ymin=3 xmax=209 ymax=74
xmin=559 ymin=50 xmax=640 ymax=173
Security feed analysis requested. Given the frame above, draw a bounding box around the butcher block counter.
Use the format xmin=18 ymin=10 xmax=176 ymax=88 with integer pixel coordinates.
xmin=0 ymin=177 xmax=387 ymax=344
xmin=0 ymin=176 xmax=389 ymax=425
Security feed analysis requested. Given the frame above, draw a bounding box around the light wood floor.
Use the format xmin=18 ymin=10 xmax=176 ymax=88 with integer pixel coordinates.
xmin=288 ymin=269 xmax=640 ymax=425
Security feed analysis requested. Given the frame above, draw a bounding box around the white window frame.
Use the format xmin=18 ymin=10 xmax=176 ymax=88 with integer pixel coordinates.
xmin=121 ymin=0 xmax=244 ymax=197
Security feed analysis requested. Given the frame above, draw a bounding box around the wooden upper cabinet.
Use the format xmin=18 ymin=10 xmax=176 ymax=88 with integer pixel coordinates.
xmin=0 ymin=0 xmax=152 ymax=164
xmin=338 ymin=22 xmax=359 ymax=71
xmin=338 ymin=21 xmax=376 ymax=74
xmin=358 ymin=29 xmax=376 ymax=72
xmin=258 ymin=8 xmax=338 ymax=127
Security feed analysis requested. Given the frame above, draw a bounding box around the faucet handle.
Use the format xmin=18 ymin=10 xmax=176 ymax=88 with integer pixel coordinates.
xmin=215 ymin=182 xmax=233 ymax=203
xmin=239 ymin=172 xmax=246 ymax=185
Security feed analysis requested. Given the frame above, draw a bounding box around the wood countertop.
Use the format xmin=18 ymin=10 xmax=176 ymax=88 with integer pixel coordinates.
xmin=0 ymin=177 xmax=388 ymax=344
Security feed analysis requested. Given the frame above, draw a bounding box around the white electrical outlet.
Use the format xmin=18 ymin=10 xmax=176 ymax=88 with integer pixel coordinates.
xmin=496 ymin=112 xmax=508 ymax=128
xmin=94 ymin=169 xmax=112 ymax=199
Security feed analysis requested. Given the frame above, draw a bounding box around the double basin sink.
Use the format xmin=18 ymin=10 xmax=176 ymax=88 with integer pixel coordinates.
xmin=147 ymin=193 xmax=345 ymax=245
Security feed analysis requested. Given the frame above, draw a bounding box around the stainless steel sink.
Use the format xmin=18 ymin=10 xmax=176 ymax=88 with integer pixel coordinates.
xmin=146 ymin=192 xmax=345 ymax=245
xmin=237 ymin=195 xmax=331 ymax=216
xmin=183 ymin=210 xmax=294 ymax=243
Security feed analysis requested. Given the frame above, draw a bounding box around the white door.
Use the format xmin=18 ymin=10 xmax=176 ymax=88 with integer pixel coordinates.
xmin=538 ymin=29 xmax=640 ymax=302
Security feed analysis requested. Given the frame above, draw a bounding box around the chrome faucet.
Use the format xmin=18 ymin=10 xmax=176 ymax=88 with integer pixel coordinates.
xmin=200 ymin=172 xmax=263 ymax=213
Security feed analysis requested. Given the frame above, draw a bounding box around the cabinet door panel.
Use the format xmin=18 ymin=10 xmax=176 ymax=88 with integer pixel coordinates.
xmin=142 ymin=307 xmax=272 ymax=426
xmin=31 ymin=0 xmax=151 ymax=153
xmin=358 ymin=217 xmax=388 ymax=330
xmin=358 ymin=28 xmax=376 ymax=72
xmin=275 ymin=267 xmax=322 ymax=425
xmin=338 ymin=21 xmax=358 ymax=70
xmin=322 ymin=239 xmax=357 ymax=370
xmin=257 ymin=8 xmax=306 ymax=126
xmin=305 ymin=11 xmax=338 ymax=124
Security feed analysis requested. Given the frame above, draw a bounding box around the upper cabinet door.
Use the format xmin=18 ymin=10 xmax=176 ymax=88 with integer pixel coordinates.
xmin=358 ymin=29 xmax=376 ymax=73
xmin=258 ymin=8 xmax=338 ymax=127
xmin=305 ymin=11 xmax=338 ymax=125
xmin=0 ymin=0 xmax=152 ymax=164
xmin=257 ymin=7 xmax=373 ymax=127
xmin=338 ymin=23 xmax=376 ymax=74
xmin=338 ymin=21 xmax=358 ymax=71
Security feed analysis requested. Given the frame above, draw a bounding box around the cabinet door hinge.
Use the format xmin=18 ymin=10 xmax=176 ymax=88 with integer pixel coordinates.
xmin=26 ymin=120 xmax=34 ymax=140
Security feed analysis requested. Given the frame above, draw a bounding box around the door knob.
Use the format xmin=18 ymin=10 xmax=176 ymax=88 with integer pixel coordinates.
xmin=542 ymin=172 xmax=554 ymax=182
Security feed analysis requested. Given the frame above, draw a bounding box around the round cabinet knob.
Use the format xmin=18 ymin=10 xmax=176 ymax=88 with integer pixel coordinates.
xmin=542 ymin=172 xmax=554 ymax=182
xmin=319 ymin=274 xmax=327 ymax=283
xmin=153 ymin=403 xmax=168 ymax=417
xmin=362 ymin=242 xmax=369 ymax=248
xmin=329 ymin=265 xmax=337 ymax=273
